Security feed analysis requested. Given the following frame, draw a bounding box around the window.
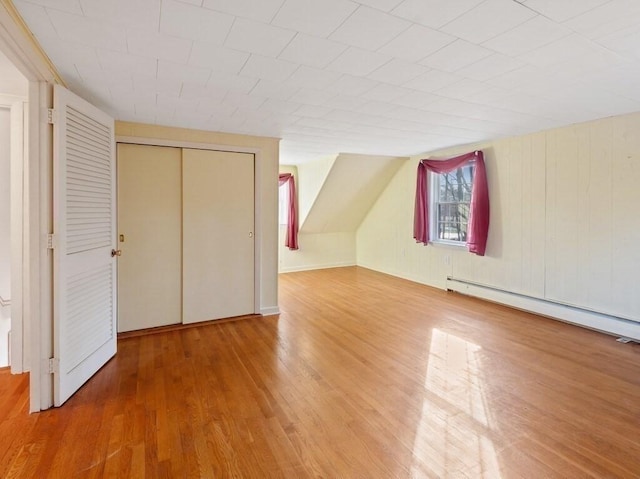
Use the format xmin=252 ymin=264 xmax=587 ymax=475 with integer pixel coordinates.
xmin=278 ymin=181 xmax=289 ymax=226
xmin=413 ymin=150 xmax=488 ymax=256
xmin=430 ymin=162 xmax=474 ymax=244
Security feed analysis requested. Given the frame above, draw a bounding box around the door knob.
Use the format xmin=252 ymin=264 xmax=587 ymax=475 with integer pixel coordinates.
xmin=249 ymin=232 xmax=253 ymax=238
xmin=111 ymin=249 xmax=122 ymax=257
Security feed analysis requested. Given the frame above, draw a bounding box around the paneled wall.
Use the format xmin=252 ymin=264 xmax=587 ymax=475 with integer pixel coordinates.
xmin=357 ymin=111 xmax=640 ymax=323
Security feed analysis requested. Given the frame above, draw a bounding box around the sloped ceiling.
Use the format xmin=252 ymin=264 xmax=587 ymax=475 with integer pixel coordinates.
xmin=12 ymin=0 xmax=640 ymax=164
xmin=300 ymin=153 xmax=406 ymax=233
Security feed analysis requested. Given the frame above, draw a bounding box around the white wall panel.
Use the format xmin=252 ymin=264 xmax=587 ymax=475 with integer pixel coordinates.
xmin=357 ymin=111 xmax=640 ymax=323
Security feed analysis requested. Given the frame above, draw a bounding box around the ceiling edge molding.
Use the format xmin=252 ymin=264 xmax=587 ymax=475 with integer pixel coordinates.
xmin=0 ymin=0 xmax=64 ymax=84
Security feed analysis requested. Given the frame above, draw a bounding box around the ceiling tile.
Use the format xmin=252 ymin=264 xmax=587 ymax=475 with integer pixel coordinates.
xmin=377 ymin=24 xmax=455 ymax=63
xmin=39 ymin=39 xmax=101 ymax=74
xmin=284 ymin=66 xmax=343 ymax=89
xmin=455 ymin=53 xmax=525 ymax=81
xmin=127 ymin=29 xmax=193 ymax=63
xmin=597 ymin=26 xmax=640 ymax=60
xmin=239 ymin=54 xmax=298 ymax=81
xmin=392 ymin=90 xmax=440 ymax=109
xmin=420 ymin=40 xmax=493 ymax=72
xmin=290 ymin=89 xmax=336 ymax=106
xmin=404 ymin=70 xmax=464 ymax=93
xmin=46 ymin=10 xmax=127 ymax=51
xmin=483 ymin=15 xmax=572 ymax=56
xmin=520 ymin=34 xmax=626 ymax=74
xmin=354 ymin=0 xmax=403 ymax=11
xmin=329 ymin=6 xmax=411 ymax=50
xmin=188 ymin=41 xmax=249 ymax=72
xmin=327 ymin=47 xmax=391 ymax=76
xmin=202 ymin=0 xmax=284 ymax=23
xmin=564 ymin=0 xmax=640 ymax=41
xmin=391 ymin=0 xmax=484 ymax=29
xmin=15 ymin=0 xmax=83 ymax=14
xmin=12 ymin=2 xmax=58 ymax=38
xmin=80 ymin=0 xmax=161 ymax=31
xmin=361 ymin=83 xmax=411 ymax=102
xmin=157 ymin=60 xmax=211 ymax=86
xmin=324 ymin=74 xmax=379 ymax=96
xmin=366 ymin=58 xmax=429 ymax=85
xmin=249 ymin=79 xmax=300 ymax=100
xmin=97 ymin=49 xmax=157 ymax=77
xmin=76 ymin=64 xmax=133 ymax=90
xmin=523 ymin=0 xmax=611 ymax=22
xmin=435 ymin=78 xmax=488 ymax=100
xmin=179 ymin=83 xmax=227 ymax=101
xmin=225 ymin=18 xmax=296 ymax=57
xmin=323 ymin=94 xmax=369 ymax=111
xmin=279 ymin=34 xmax=347 ymax=68
xmin=294 ymin=104 xmax=333 ymax=118
xmin=133 ymin=74 xmax=183 ymax=95
xmin=207 ymin=73 xmax=258 ymax=94
xmin=271 ymin=0 xmax=357 ymax=37
xmin=353 ymin=100 xmax=396 ymax=115
xmin=159 ymin=0 xmax=234 ymax=44
xmin=440 ymin=0 xmax=536 ymax=44
xmin=221 ymin=92 xmax=267 ymax=109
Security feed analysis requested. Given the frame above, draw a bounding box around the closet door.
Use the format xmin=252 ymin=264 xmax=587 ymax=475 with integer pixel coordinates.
xmin=182 ymin=149 xmax=254 ymax=323
xmin=117 ymin=144 xmax=182 ymax=332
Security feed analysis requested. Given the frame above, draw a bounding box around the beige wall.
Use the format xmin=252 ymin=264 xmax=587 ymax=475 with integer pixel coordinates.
xmin=278 ymin=164 xmax=356 ymax=272
xmin=357 ymin=111 xmax=640 ymax=323
xmin=115 ymin=121 xmax=280 ymax=315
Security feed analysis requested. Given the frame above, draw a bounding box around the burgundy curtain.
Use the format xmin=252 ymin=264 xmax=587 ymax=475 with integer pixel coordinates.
xmin=279 ymin=173 xmax=299 ymax=250
xmin=413 ymin=150 xmax=489 ymax=256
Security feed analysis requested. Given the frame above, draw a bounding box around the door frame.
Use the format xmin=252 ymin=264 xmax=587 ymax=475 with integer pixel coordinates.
xmin=0 ymin=1 xmax=63 ymax=411
xmin=0 ymin=94 xmax=26 ymax=373
xmin=116 ymin=136 xmax=263 ymax=317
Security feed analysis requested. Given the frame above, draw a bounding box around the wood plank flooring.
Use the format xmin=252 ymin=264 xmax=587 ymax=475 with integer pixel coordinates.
xmin=1 ymin=266 xmax=639 ymax=478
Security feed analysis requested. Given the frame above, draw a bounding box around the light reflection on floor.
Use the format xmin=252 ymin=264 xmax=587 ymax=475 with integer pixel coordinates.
xmin=411 ymin=328 xmax=502 ymax=478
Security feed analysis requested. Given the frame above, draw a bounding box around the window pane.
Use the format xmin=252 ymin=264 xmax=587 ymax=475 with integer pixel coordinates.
xmin=278 ymin=183 xmax=289 ymax=225
xmin=433 ymin=162 xmax=474 ymax=243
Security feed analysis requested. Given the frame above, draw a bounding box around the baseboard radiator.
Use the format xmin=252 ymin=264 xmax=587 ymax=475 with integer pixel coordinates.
xmin=446 ymin=278 xmax=640 ymax=342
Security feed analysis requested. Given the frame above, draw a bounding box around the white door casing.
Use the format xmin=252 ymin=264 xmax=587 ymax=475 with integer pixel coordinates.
xmin=52 ymin=84 xmax=116 ymax=406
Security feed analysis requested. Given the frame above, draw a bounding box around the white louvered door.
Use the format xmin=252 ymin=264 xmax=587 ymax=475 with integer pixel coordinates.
xmin=52 ymin=85 xmax=116 ymax=406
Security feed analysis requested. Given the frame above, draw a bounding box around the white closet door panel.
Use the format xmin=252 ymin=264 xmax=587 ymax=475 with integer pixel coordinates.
xmin=117 ymin=144 xmax=182 ymax=332
xmin=182 ymin=149 xmax=255 ymax=323
xmin=53 ymin=84 xmax=116 ymax=407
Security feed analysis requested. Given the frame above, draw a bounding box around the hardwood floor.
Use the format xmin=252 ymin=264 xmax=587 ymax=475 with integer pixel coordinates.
xmin=1 ymin=266 xmax=639 ymax=478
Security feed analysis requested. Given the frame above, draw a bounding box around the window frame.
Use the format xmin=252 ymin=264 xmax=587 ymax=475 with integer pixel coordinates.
xmin=428 ymin=162 xmax=475 ymax=248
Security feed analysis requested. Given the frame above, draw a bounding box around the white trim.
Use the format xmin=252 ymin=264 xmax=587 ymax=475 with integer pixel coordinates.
xmin=279 ymin=261 xmax=356 ymax=274
xmin=116 ymin=136 xmax=261 ymax=156
xmin=260 ymin=307 xmax=280 ymax=316
xmin=446 ymin=278 xmax=640 ymax=341
xmin=5 ymin=97 xmax=26 ymax=373
xmin=116 ymin=135 xmax=263 ymax=317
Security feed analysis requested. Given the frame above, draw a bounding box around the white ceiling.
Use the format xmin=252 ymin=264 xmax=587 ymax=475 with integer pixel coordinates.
xmin=12 ymin=0 xmax=640 ymax=164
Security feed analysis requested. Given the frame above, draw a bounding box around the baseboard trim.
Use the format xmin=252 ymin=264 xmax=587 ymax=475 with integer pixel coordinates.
xmin=117 ymin=314 xmax=262 ymax=339
xmin=446 ymin=278 xmax=640 ymax=341
xmin=260 ymin=307 xmax=280 ymax=316
xmin=279 ymin=262 xmax=356 ymax=273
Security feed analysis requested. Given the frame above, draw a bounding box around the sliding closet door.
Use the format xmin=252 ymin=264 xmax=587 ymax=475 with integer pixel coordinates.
xmin=117 ymin=144 xmax=182 ymax=332
xmin=182 ymin=149 xmax=254 ymax=323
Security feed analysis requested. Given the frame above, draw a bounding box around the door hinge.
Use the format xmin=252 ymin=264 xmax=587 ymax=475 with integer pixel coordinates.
xmin=47 ymin=108 xmax=56 ymax=124
xmin=47 ymin=233 xmax=56 ymax=249
xmin=47 ymin=358 xmax=59 ymax=374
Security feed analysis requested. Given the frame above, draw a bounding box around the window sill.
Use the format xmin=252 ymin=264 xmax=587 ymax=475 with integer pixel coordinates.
xmin=429 ymin=240 xmax=467 ymax=250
